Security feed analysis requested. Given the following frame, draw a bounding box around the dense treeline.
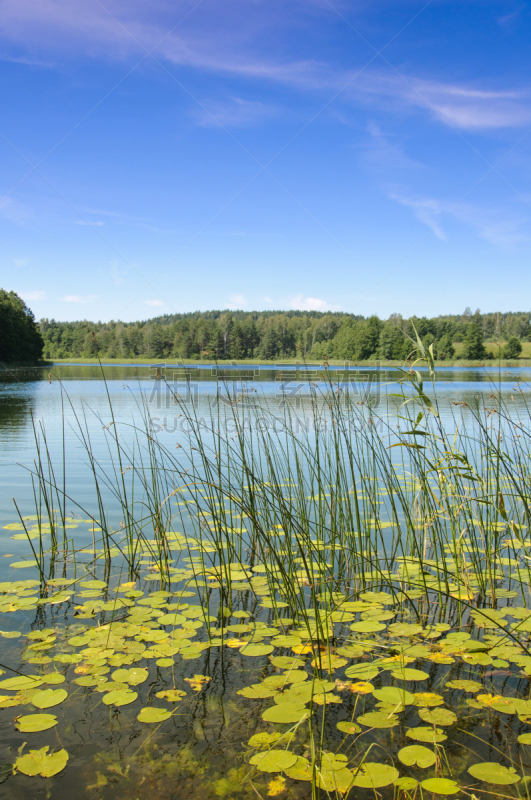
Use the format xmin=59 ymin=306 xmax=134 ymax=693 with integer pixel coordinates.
xmin=0 ymin=290 xmax=44 ymax=364
xmin=38 ymin=307 xmax=531 ymax=361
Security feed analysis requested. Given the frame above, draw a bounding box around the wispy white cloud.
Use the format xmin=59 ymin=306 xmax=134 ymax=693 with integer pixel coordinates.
xmin=290 ymin=294 xmax=341 ymax=311
xmin=144 ymin=299 xmax=164 ymax=307
xmin=0 ymin=197 xmax=32 ymax=224
xmin=388 ymin=190 xmax=528 ymax=247
xmin=388 ymin=192 xmax=447 ymax=240
xmin=358 ymin=122 xmax=424 ymax=172
xmin=194 ymin=97 xmax=278 ymax=128
xmin=14 ymin=258 xmax=29 ymax=267
xmin=61 ymin=294 xmax=98 ymax=303
xmin=226 ymin=293 xmax=247 ymax=309
xmin=19 ymin=290 xmax=46 ymax=301
xmin=75 ymin=219 xmax=104 ymax=226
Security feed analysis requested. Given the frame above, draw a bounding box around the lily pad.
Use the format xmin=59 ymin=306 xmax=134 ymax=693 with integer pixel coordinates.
xmin=112 ymin=668 xmax=148 ymax=686
xmin=102 ymin=689 xmax=137 ymax=706
xmin=155 ymin=689 xmax=186 ymax=701
xmin=357 ymin=711 xmax=399 ymax=729
xmin=240 ymin=644 xmax=274 ymax=657
xmin=468 ymin=762 xmax=520 ymax=785
xmin=445 ymin=679 xmax=481 ymax=692
xmin=518 ymin=733 xmax=531 ymax=744
xmin=420 ymin=778 xmax=460 ymax=795
xmin=351 ymin=763 xmax=399 ymax=789
xmin=419 ymin=707 xmax=457 ymax=726
xmin=0 ymin=675 xmax=43 ymax=691
xmin=373 ymin=687 xmax=415 ymax=706
xmin=249 ymin=750 xmax=298 ymax=773
xmin=137 ymin=707 xmax=172 ymax=723
xmin=16 ymin=713 xmax=58 ymax=732
xmin=398 ymin=745 xmax=436 ymax=768
xmin=407 ymin=726 xmax=447 ymax=743
xmin=392 ymin=668 xmax=429 ymax=681
xmin=337 ymin=720 xmax=361 ymax=734
xmin=344 ymin=664 xmax=379 ymax=681
xmin=388 ymin=623 xmax=424 ymax=636
xmin=350 ymin=621 xmax=386 ymax=633
xmin=15 ymin=747 xmax=68 ymax=778
xmin=31 ymin=689 xmax=68 ymax=709
xmin=262 ymin=703 xmax=310 ymax=724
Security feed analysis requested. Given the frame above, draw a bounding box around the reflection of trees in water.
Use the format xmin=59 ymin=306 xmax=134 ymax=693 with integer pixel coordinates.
xmin=0 ymin=367 xmax=45 ymax=431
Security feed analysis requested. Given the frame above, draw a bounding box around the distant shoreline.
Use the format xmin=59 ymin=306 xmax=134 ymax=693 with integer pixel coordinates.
xmin=48 ymin=357 xmax=531 ymax=369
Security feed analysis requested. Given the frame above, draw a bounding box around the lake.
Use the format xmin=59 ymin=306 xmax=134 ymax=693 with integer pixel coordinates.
xmin=0 ymin=363 xmax=530 ymax=798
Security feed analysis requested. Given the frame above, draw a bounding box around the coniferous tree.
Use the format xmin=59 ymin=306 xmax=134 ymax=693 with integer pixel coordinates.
xmin=0 ymin=290 xmax=44 ymax=363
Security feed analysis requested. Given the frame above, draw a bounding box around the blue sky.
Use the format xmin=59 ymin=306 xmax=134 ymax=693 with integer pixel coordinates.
xmin=1 ymin=0 xmax=530 ymax=322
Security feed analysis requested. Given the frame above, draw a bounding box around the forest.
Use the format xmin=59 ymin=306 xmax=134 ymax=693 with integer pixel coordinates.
xmin=38 ymin=308 xmax=530 ymax=362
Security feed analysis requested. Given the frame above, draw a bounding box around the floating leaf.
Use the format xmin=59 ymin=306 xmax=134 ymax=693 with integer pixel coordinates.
xmin=262 ymin=703 xmax=310 ymax=724
xmin=41 ymin=674 xmax=65 ymax=685
xmin=351 ymin=763 xmax=399 ymax=789
xmin=137 ymin=707 xmax=172 ymax=723
xmin=15 ymin=747 xmax=68 ymax=778
xmin=344 ymin=664 xmax=379 ymax=681
xmin=394 ymin=777 xmax=418 ymax=790
xmin=248 ymin=732 xmax=283 ymax=750
xmin=373 ymin=687 xmax=415 ymax=706
xmin=412 ymin=692 xmax=444 ymax=707
xmin=419 ymin=707 xmax=457 ymax=726
xmin=249 ymin=750 xmax=298 ymax=773
xmin=468 ymin=762 xmax=520 ymax=785
xmin=350 ymin=621 xmax=386 ymax=633
xmin=388 ymin=623 xmax=423 ymax=637
xmin=392 ymin=668 xmax=429 ymax=681
xmin=518 ymin=733 xmax=531 ymax=744
xmin=112 ymin=668 xmax=148 ymax=686
xmin=102 ymin=689 xmax=137 ymax=707
xmin=337 ymin=720 xmax=361 ymax=734
xmin=420 ymin=778 xmax=460 ymax=795
xmin=16 ymin=713 xmax=58 ymax=732
xmin=156 ymin=689 xmax=186 ymax=702
xmin=398 ymin=745 xmax=436 ymax=768
xmin=240 ymin=644 xmax=274 ymax=657
xmin=0 ymin=675 xmax=43 ymax=691
xmin=270 ymin=657 xmax=302 ymax=670
xmin=407 ymin=726 xmax=447 ymax=743
xmin=31 ymin=689 xmax=67 ymax=709
xmin=184 ymin=674 xmax=211 ymax=692
xmin=357 ymin=711 xmax=399 ymax=729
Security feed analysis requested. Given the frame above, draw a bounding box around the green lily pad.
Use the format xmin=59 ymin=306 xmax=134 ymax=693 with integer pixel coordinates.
xmin=445 ymin=679 xmax=482 ymax=692
xmin=421 ymin=778 xmax=460 ymax=795
xmin=41 ymin=674 xmax=65 ymax=685
xmin=373 ymin=687 xmax=415 ymax=706
xmin=0 ymin=675 xmax=43 ymax=691
xmin=395 ymin=777 xmax=419 ymax=790
xmin=518 ymin=733 xmax=531 ymax=744
xmin=80 ymin=580 xmax=107 ymax=589
xmin=468 ymin=762 xmax=520 ymax=785
xmin=407 ymin=726 xmax=447 ymax=743
xmin=240 ymin=644 xmax=274 ymax=657
xmin=102 ymin=689 xmax=137 ymax=706
xmin=16 ymin=713 xmax=58 ymax=732
xmin=337 ymin=720 xmax=361 ymax=734
xmin=247 ymin=732 xmax=283 ymax=750
xmin=350 ymin=621 xmax=386 ymax=633
xmin=137 ymin=707 xmax=172 ymax=723
xmin=357 ymin=711 xmax=399 ymax=729
xmin=31 ymin=689 xmax=68 ymax=709
xmin=344 ymin=664 xmax=379 ymax=681
xmin=112 ymin=668 xmax=148 ymax=686
xmin=392 ymin=668 xmax=429 ymax=681
xmin=351 ymin=763 xmax=399 ymax=788
xmin=10 ymin=561 xmax=38 ymax=569
xmin=158 ymin=613 xmax=186 ymax=625
xmin=249 ymin=750 xmax=298 ymax=772
xmin=419 ymin=707 xmax=457 ymax=726
xmin=156 ymin=657 xmax=174 ymax=667
xmin=15 ymin=747 xmax=68 ymax=778
xmin=270 ymin=656 xmax=302 ymax=669
xmin=398 ymin=745 xmax=436 ymax=768
xmin=388 ymin=623 xmax=424 ymax=636
xmin=262 ymin=703 xmax=310 ymax=724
